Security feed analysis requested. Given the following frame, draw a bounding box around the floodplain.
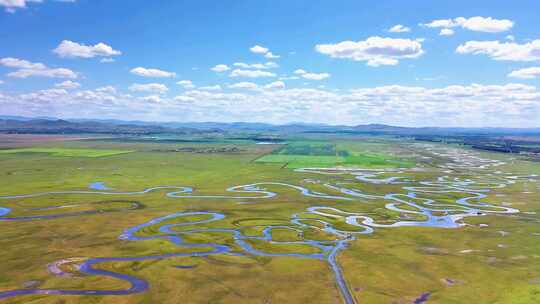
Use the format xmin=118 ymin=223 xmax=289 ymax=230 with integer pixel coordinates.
xmin=0 ymin=135 xmax=539 ymax=304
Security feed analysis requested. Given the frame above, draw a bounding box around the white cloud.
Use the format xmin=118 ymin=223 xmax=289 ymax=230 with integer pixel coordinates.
xmin=128 ymin=83 xmax=168 ymax=94
xmin=439 ymin=28 xmax=455 ymax=36
xmin=181 ymin=90 xmax=248 ymax=103
xmin=0 ymin=0 xmax=77 ymax=12
xmin=250 ymin=45 xmax=280 ymax=59
xmin=53 ymin=40 xmax=121 ymax=59
xmin=423 ymin=16 xmax=513 ymax=33
xmin=0 ymin=0 xmax=30 ymax=10
xmin=100 ymin=58 xmax=115 ymax=63
xmin=250 ymin=45 xmax=269 ymax=54
xmin=95 ymin=86 xmax=116 ymax=94
xmin=264 ymin=81 xmax=285 ymax=89
xmin=229 ymin=69 xmax=276 ymax=78
xmin=264 ymin=52 xmax=280 ymax=59
xmin=19 ymin=88 xmax=69 ymax=101
xmin=388 ymin=24 xmax=411 ymax=33
xmin=416 ymin=76 xmax=445 ymax=81
xmin=0 ymin=80 xmax=4 ymax=84
xmin=423 ymin=19 xmax=455 ymax=28
xmin=211 ymin=64 xmax=230 ymax=72
xmin=303 ymin=73 xmax=330 ymax=80
xmin=294 ymin=69 xmax=330 ymax=80
xmin=456 ymin=39 xmax=540 ymax=62
xmin=506 ymin=35 xmax=515 ymax=41
xmin=0 ymin=0 xmax=45 ymax=13
xmin=508 ymin=67 xmax=540 ymax=79
xmin=55 ymin=80 xmax=80 ymax=89
xmin=141 ymin=95 xmax=164 ymax=103
xmin=279 ymin=75 xmax=300 ymax=80
xmin=315 ymin=36 xmax=424 ymax=66
xmin=0 ymin=57 xmax=77 ymax=79
xmin=233 ymin=62 xmax=250 ymax=69
xmin=0 ymin=57 xmax=45 ymax=69
xmin=456 ymin=16 xmax=513 ymax=33
xmin=228 ymin=82 xmax=259 ymax=90
xmin=174 ymin=95 xmax=196 ymax=102
xmin=177 ymin=80 xmax=195 ymax=89
xmin=8 ymin=68 xmax=77 ymax=79
xmin=233 ymin=62 xmax=278 ymax=69
xmin=198 ymin=85 xmax=222 ymax=91
xmin=130 ymin=67 xmax=176 ymax=78
xmin=3 ymin=83 xmax=539 ymax=127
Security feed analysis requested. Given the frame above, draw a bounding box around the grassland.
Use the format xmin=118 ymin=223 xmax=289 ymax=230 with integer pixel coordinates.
xmin=0 ymin=136 xmax=538 ymax=304
xmin=0 ymin=147 xmax=133 ymax=158
xmin=255 ymin=140 xmax=414 ymax=168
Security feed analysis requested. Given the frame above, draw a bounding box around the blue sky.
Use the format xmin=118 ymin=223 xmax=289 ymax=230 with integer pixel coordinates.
xmin=1 ymin=0 xmax=539 ymax=127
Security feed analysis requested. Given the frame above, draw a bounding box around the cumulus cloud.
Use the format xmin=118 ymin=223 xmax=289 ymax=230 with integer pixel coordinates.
xmin=279 ymin=75 xmax=300 ymax=80
xmin=229 ymin=69 xmax=276 ymax=78
xmin=250 ymin=45 xmax=269 ymax=54
xmin=227 ymin=81 xmax=286 ymax=91
xmin=264 ymin=52 xmax=280 ymax=59
xmin=439 ymin=28 xmax=455 ymax=36
xmin=456 ymin=39 xmax=540 ymax=61
xmin=128 ymin=83 xmax=168 ymax=94
xmin=508 ymin=67 xmax=540 ymax=79
xmin=423 ymin=16 xmax=513 ymax=33
xmin=53 ymin=40 xmax=121 ymax=59
xmin=8 ymin=68 xmax=77 ymax=79
xmin=0 ymin=57 xmax=45 ymax=69
xmin=2 ymin=83 xmax=539 ymax=127
xmin=264 ymin=81 xmax=285 ymax=89
xmin=177 ymin=80 xmax=195 ymax=89
xmin=95 ymin=86 xmax=116 ymax=94
xmin=55 ymin=80 xmax=80 ymax=89
xmin=233 ymin=62 xmax=278 ymax=69
xmin=174 ymin=95 xmax=196 ymax=102
xmin=315 ymin=36 xmax=424 ymax=66
xmin=130 ymin=67 xmax=176 ymax=78
xmin=211 ymin=64 xmax=230 ymax=72
xmin=250 ymin=45 xmax=280 ymax=59
xmin=457 ymin=16 xmax=513 ymax=32
xmin=0 ymin=0 xmax=34 ymax=11
xmin=388 ymin=24 xmax=411 ymax=33
xmin=100 ymin=58 xmax=115 ymax=63
xmin=19 ymin=88 xmax=69 ymax=102
xmin=140 ymin=95 xmax=165 ymax=103
xmin=228 ymin=82 xmax=259 ymax=90
xmin=198 ymin=85 xmax=222 ymax=91
xmin=0 ymin=0 xmax=64 ymax=13
xmin=0 ymin=57 xmax=77 ymax=79
xmin=294 ymin=69 xmax=330 ymax=80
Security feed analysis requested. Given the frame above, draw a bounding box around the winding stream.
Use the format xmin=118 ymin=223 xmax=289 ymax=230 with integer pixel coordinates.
xmin=0 ymin=145 xmax=537 ymax=303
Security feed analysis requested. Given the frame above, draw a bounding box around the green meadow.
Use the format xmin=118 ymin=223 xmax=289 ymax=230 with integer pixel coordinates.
xmin=0 ymin=147 xmax=133 ymax=158
xmin=255 ymin=140 xmax=414 ymax=168
xmin=0 ymin=136 xmax=538 ymax=304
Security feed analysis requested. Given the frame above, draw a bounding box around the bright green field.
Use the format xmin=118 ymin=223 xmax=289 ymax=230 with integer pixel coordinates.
xmin=0 ymin=136 xmax=538 ymax=304
xmin=0 ymin=147 xmax=133 ymax=157
xmin=255 ymin=141 xmax=414 ymax=168
xmin=255 ymin=154 xmax=345 ymax=168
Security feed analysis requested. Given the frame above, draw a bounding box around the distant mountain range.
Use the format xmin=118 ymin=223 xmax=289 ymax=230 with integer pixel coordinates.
xmin=1 ymin=115 xmax=540 ymax=136
xmin=0 ymin=117 xmax=192 ymax=135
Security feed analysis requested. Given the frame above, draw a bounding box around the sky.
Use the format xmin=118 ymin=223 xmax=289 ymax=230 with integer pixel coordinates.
xmin=1 ymin=0 xmax=540 ymax=127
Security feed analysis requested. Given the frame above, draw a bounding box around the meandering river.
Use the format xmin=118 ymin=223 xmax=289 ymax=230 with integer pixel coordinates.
xmin=0 ymin=145 xmax=536 ymax=303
